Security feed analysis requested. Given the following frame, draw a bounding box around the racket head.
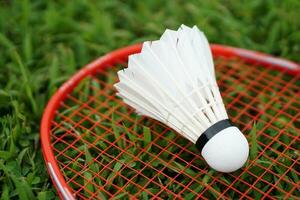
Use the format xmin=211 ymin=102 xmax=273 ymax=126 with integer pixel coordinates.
xmin=41 ymin=44 xmax=300 ymax=200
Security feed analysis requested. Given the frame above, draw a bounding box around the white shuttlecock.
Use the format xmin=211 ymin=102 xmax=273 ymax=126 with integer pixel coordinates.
xmin=114 ymin=24 xmax=249 ymax=173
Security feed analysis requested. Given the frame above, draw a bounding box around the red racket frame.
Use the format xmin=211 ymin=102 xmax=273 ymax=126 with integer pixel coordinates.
xmin=40 ymin=44 xmax=300 ymax=199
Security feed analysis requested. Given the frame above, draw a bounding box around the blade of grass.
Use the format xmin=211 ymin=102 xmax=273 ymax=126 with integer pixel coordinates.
xmin=0 ymin=184 xmax=10 ymax=200
xmin=184 ymin=170 xmax=215 ymax=199
xmin=250 ymin=122 xmax=258 ymax=160
xmin=11 ymin=51 xmax=37 ymax=114
xmin=84 ymin=144 xmax=106 ymax=196
xmin=105 ymin=160 xmax=124 ymax=190
xmin=122 ymin=123 xmax=137 ymax=142
xmin=143 ymin=126 xmax=151 ymax=151
xmin=111 ymin=112 xmax=124 ymax=149
xmin=112 ymin=192 xmax=128 ymax=200
xmin=83 ymin=170 xmax=95 ymax=197
xmin=48 ymin=55 xmax=59 ymax=95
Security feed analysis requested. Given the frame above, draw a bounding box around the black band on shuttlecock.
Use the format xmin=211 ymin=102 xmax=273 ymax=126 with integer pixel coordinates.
xmin=195 ymin=119 xmax=234 ymax=152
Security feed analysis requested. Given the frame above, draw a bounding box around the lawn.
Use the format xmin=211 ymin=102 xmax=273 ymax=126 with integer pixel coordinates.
xmin=0 ymin=0 xmax=299 ymax=199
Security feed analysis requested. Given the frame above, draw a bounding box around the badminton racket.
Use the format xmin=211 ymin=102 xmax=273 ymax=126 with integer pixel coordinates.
xmin=41 ymin=44 xmax=300 ymax=200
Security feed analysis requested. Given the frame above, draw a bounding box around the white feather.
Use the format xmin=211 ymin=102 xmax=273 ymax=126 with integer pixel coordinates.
xmin=115 ymin=24 xmax=229 ymax=143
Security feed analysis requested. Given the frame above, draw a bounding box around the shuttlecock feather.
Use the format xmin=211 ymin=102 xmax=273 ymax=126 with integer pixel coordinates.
xmin=115 ymin=25 xmax=249 ymax=173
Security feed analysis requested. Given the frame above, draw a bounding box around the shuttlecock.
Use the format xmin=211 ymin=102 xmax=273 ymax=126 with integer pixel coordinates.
xmin=114 ymin=24 xmax=249 ymax=173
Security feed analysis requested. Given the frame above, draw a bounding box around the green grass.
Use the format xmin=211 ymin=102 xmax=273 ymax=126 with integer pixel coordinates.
xmin=0 ymin=0 xmax=300 ymax=199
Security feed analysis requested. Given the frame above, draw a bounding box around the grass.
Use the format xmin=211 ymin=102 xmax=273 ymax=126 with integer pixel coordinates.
xmin=0 ymin=0 xmax=299 ymax=199
xmin=249 ymin=122 xmax=258 ymax=160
